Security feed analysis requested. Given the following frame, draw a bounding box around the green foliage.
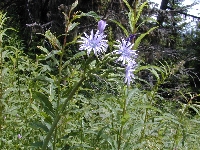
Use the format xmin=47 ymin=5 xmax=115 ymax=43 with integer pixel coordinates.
xmin=111 ymin=0 xmax=158 ymax=50
xmin=123 ymin=0 xmax=148 ymax=33
xmin=0 ymin=1 xmax=200 ymax=150
xmin=0 ymin=12 xmax=43 ymax=149
xmin=133 ymin=26 xmax=157 ymax=49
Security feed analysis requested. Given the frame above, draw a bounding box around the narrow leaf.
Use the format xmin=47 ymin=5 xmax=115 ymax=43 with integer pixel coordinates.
xmin=110 ymin=19 xmax=129 ymax=37
xmin=123 ymin=0 xmax=133 ymax=12
xmin=62 ymin=51 xmax=86 ymax=69
xmin=68 ymin=22 xmax=79 ymax=33
xmin=81 ymin=11 xmax=101 ymax=20
xmin=31 ymin=141 xmax=43 ymax=147
xmin=37 ymin=46 xmax=49 ymax=54
xmin=70 ymin=0 xmax=78 ymax=12
xmin=33 ymin=91 xmax=54 ymax=117
xmin=44 ymin=30 xmax=62 ymax=49
xmin=135 ymin=2 xmax=148 ymax=25
xmin=133 ymin=26 xmax=158 ymax=49
xmin=29 ymin=122 xmax=49 ymax=132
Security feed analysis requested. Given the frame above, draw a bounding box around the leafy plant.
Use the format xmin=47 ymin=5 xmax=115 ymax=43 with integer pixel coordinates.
xmin=0 ymin=0 xmax=200 ymax=149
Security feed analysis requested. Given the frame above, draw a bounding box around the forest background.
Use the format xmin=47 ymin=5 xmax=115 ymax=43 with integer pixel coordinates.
xmin=0 ymin=0 xmax=200 ymax=149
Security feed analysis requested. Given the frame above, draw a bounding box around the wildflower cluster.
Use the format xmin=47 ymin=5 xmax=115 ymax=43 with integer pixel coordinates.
xmin=78 ymin=20 xmax=108 ymax=56
xmin=78 ymin=20 xmax=137 ymax=85
xmin=113 ymin=37 xmax=137 ymax=85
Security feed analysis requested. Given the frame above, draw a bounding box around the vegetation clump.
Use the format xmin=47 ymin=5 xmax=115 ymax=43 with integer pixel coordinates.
xmin=0 ymin=0 xmax=200 ymax=149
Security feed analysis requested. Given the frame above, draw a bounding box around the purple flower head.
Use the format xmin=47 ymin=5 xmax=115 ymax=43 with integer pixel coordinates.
xmin=98 ymin=20 xmax=107 ymax=33
xmin=113 ymin=38 xmax=137 ymax=65
xmin=18 ymin=134 xmax=22 ymax=139
xmin=126 ymin=34 xmax=136 ymax=42
xmin=113 ymin=37 xmax=138 ymax=85
xmin=78 ymin=30 xmax=108 ymax=56
xmin=125 ymin=61 xmax=137 ymax=86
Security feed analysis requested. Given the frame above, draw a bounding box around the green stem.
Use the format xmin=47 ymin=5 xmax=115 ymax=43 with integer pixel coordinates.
xmin=118 ymin=87 xmax=128 ymax=150
xmin=53 ymin=44 xmax=64 ymax=150
xmin=42 ymin=76 xmax=86 ymax=150
xmin=139 ymin=87 xmax=157 ymax=142
xmin=53 ymin=129 xmax=57 ymax=150
xmin=16 ymin=50 xmax=20 ymax=97
xmin=139 ymin=107 xmax=148 ymax=142
xmin=52 ymin=15 xmax=70 ymax=148
xmin=173 ymin=101 xmax=187 ymax=148
xmin=0 ymin=42 xmax=2 ymax=133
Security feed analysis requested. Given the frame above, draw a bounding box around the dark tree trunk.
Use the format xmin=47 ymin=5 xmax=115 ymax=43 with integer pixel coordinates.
xmin=157 ymin=0 xmax=169 ymax=26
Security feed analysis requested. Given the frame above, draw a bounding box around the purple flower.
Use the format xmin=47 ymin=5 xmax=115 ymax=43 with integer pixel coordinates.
xmin=78 ymin=30 xmax=108 ymax=56
xmin=125 ymin=62 xmax=137 ymax=86
xmin=113 ymin=37 xmax=138 ymax=85
xmin=18 ymin=134 xmax=22 ymax=139
xmin=98 ymin=20 xmax=107 ymax=33
xmin=126 ymin=34 xmax=136 ymax=42
xmin=113 ymin=38 xmax=137 ymax=65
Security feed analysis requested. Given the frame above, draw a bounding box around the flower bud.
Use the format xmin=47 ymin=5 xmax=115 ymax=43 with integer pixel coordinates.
xmin=98 ymin=20 xmax=107 ymax=33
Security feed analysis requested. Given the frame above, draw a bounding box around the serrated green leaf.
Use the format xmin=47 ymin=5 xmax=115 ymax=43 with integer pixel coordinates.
xmin=62 ymin=51 xmax=86 ymax=69
xmin=37 ymin=46 xmax=49 ymax=54
xmin=161 ymin=113 xmax=182 ymax=125
xmin=148 ymin=68 xmax=160 ymax=81
xmin=135 ymin=2 xmax=148 ymax=26
xmin=137 ymin=18 xmax=158 ymax=30
xmin=96 ymin=125 xmax=109 ymax=141
xmin=36 ymin=54 xmax=46 ymax=60
xmin=70 ymin=0 xmax=78 ymax=12
xmin=31 ymin=141 xmax=43 ymax=147
xmin=68 ymin=22 xmax=79 ymax=33
xmin=29 ymin=122 xmax=49 ymax=132
xmin=128 ymin=12 xmax=134 ymax=32
xmin=31 ymin=103 xmax=39 ymax=112
xmin=33 ymin=75 xmax=54 ymax=83
xmin=45 ymin=50 xmax=61 ymax=60
xmin=61 ymin=130 xmax=79 ymax=139
xmin=33 ymin=91 xmax=54 ymax=117
xmin=44 ymin=30 xmax=62 ymax=49
xmin=81 ymin=11 xmax=101 ymax=20
xmin=188 ymin=105 xmax=200 ymax=115
xmin=121 ymin=113 xmax=130 ymax=125
xmin=41 ymin=111 xmax=53 ymax=124
xmin=123 ymin=0 xmax=133 ymax=13
xmin=133 ymin=26 xmax=158 ymax=49
xmin=110 ymin=19 xmax=129 ymax=37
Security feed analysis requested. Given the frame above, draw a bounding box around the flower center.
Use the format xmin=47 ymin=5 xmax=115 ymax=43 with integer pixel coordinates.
xmin=122 ymin=49 xmax=130 ymax=57
xmin=90 ymin=40 xmax=97 ymax=48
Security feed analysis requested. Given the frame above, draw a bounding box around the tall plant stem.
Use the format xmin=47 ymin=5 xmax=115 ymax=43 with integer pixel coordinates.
xmin=118 ymin=87 xmax=128 ymax=150
xmin=53 ymin=45 xmax=64 ymax=150
xmin=53 ymin=43 xmax=65 ymax=149
xmin=0 ymin=42 xmax=2 ymax=133
xmin=139 ymin=107 xmax=148 ymax=142
xmin=42 ymin=76 xmax=86 ymax=150
xmin=16 ymin=50 xmax=20 ymax=97
xmin=139 ymin=89 xmax=157 ymax=142
xmin=52 ymin=15 xmax=70 ymax=149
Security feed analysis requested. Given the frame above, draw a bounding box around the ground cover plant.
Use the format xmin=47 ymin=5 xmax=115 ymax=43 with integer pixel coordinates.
xmin=0 ymin=0 xmax=200 ymax=149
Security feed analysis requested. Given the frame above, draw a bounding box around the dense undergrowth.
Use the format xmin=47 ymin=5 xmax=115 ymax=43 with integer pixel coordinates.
xmin=0 ymin=0 xmax=200 ymax=149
